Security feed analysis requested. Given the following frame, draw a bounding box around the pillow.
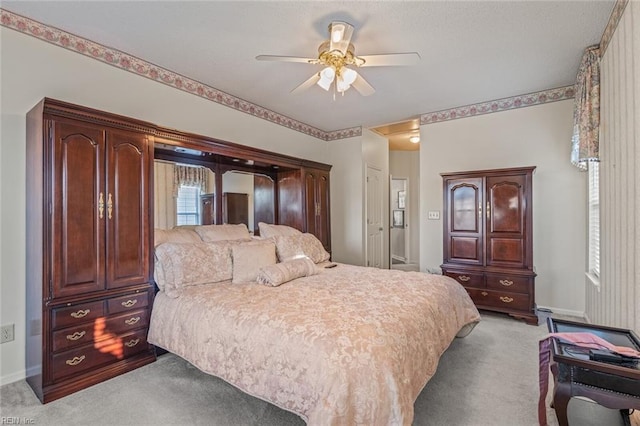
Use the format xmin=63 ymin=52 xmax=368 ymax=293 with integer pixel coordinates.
xmin=258 ymin=222 xmax=302 ymax=238
xmin=274 ymin=233 xmax=331 ymax=264
xmin=231 ymin=241 xmax=277 ymax=284
xmin=154 ymin=228 xmax=201 ymax=247
xmin=257 ymin=257 xmax=318 ymax=287
xmin=194 ymin=224 xmax=251 ymax=242
xmin=154 ymin=241 xmax=236 ymax=297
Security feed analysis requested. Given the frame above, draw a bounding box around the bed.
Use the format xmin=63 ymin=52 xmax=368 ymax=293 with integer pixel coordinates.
xmin=148 ymin=224 xmax=480 ymax=425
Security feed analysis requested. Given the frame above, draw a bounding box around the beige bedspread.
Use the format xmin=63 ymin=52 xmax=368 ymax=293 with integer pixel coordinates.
xmin=148 ymin=264 xmax=480 ymax=425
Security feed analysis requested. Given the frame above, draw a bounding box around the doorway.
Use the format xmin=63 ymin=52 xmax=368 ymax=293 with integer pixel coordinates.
xmin=390 ymin=177 xmax=409 ymax=263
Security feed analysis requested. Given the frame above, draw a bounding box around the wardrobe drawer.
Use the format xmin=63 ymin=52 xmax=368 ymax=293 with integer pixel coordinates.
xmin=465 ymin=288 xmax=530 ymax=312
xmin=52 ymin=322 xmax=96 ymax=352
xmin=485 ymin=274 xmax=531 ymax=294
xmin=52 ymin=301 xmax=105 ymax=330
xmin=121 ymin=329 xmax=149 ymax=358
xmin=104 ymin=309 xmax=149 ymax=334
xmin=444 ymin=271 xmax=484 ymax=288
xmin=107 ymin=292 xmax=149 ymax=314
xmin=51 ymin=329 xmax=149 ymax=381
xmin=52 ymin=342 xmax=116 ymax=381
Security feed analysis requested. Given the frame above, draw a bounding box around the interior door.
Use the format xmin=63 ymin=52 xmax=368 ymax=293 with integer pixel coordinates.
xmin=51 ymin=121 xmax=106 ymax=298
xmin=106 ymin=129 xmax=150 ymax=289
xmin=366 ymin=166 xmax=384 ymax=268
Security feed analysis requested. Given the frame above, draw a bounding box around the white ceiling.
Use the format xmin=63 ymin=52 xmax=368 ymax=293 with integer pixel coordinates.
xmin=3 ymin=1 xmax=614 ymax=132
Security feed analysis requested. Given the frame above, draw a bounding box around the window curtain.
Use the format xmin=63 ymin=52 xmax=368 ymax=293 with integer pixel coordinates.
xmin=173 ymin=164 xmax=208 ymax=196
xmin=570 ymin=45 xmax=601 ymax=170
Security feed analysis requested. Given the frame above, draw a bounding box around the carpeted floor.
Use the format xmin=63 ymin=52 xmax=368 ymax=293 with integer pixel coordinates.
xmin=0 ymin=312 xmax=632 ymax=425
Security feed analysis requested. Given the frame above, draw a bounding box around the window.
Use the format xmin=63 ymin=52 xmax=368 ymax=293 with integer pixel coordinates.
xmin=176 ymin=185 xmax=201 ymax=226
xmin=588 ymin=162 xmax=600 ymax=277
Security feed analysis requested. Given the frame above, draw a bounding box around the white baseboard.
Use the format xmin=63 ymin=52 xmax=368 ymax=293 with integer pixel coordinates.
xmin=1 ymin=369 xmax=25 ymax=386
xmin=537 ymin=305 xmax=586 ymax=320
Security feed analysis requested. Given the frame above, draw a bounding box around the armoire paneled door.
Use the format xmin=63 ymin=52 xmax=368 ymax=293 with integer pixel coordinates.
xmin=26 ymin=99 xmax=156 ymax=403
xmin=304 ymin=168 xmax=331 ymax=252
xmin=441 ymin=167 xmax=537 ymax=325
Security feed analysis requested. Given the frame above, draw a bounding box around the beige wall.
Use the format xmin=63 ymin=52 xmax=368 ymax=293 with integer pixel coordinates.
xmin=586 ymin=1 xmax=640 ymax=333
xmin=327 ymin=129 xmax=389 ymax=268
xmin=0 ymin=28 xmax=331 ymax=384
xmin=389 ymin=150 xmax=420 ymax=265
xmin=419 ymin=100 xmax=587 ymax=315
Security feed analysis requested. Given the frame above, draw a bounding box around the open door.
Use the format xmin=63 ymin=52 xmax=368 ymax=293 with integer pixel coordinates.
xmin=366 ymin=165 xmax=384 ymax=268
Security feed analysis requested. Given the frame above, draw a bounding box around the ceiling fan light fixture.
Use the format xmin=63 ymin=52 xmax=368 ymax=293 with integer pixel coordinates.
xmin=341 ymin=67 xmax=357 ymax=85
xmin=317 ymin=67 xmax=335 ymax=91
xmin=336 ymin=77 xmax=351 ymax=93
xmin=409 ymin=135 xmax=420 ymax=144
xmin=331 ymin=23 xmax=345 ymax=43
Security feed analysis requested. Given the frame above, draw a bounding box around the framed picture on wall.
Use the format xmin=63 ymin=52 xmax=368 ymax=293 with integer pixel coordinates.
xmin=393 ymin=210 xmax=404 ymax=227
xmin=398 ymin=190 xmax=406 ymax=209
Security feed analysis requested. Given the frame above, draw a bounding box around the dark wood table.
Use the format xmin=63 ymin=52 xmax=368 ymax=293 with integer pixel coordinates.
xmin=546 ymin=318 xmax=640 ymax=426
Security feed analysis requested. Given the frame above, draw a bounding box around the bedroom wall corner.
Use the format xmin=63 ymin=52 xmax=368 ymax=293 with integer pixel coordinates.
xmin=326 ymin=136 xmax=365 ymax=266
xmin=419 ymin=100 xmax=587 ymax=314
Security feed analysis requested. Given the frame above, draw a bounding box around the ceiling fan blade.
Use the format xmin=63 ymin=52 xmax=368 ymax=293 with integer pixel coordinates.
xmin=328 ymin=21 xmax=354 ymax=55
xmin=351 ymin=73 xmax=375 ymax=96
xmin=291 ymin=73 xmax=321 ymax=94
xmin=256 ymin=55 xmax=318 ymax=64
xmin=357 ymin=52 xmax=421 ymax=67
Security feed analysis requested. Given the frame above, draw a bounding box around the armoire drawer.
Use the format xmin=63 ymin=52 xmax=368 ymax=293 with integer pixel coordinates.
xmin=52 ymin=301 xmax=105 ymax=330
xmin=444 ymin=271 xmax=484 ymax=288
xmin=51 ymin=329 xmax=149 ymax=381
xmin=465 ymin=288 xmax=530 ymax=312
xmin=51 ymin=309 xmax=149 ymax=352
xmin=107 ymin=292 xmax=149 ymax=314
xmin=485 ymin=274 xmax=530 ymax=294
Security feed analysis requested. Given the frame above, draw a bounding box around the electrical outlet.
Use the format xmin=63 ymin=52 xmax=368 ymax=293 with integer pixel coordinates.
xmin=428 ymin=211 xmax=440 ymax=220
xmin=1 ymin=324 xmax=15 ymax=343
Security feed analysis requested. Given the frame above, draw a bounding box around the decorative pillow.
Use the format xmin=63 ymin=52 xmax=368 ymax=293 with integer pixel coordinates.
xmin=154 ymin=241 xmax=236 ymax=298
xmin=274 ymin=233 xmax=331 ymax=264
xmin=194 ymin=223 xmax=251 ymax=242
xmin=257 ymin=257 xmax=318 ymax=287
xmin=231 ymin=241 xmax=277 ymax=284
xmin=154 ymin=228 xmax=201 ymax=247
xmin=258 ymin=222 xmax=302 ymax=238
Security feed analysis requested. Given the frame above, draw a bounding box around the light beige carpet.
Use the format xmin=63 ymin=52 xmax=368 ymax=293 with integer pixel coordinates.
xmin=0 ymin=312 xmax=633 ymax=425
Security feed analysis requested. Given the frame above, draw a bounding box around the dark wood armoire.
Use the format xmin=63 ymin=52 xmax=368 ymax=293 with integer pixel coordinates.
xmin=440 ymin=167 xmax=537 ymax=325
xmin=277 ymin=167 xmax=331 ymax=252
xmin=25 ymin=98 xmax=333 ymax=403
xmin=26 ymin=99 xmax=156 ymax=403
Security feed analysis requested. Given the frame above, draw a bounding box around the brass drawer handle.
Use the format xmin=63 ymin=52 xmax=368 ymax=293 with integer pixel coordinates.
xmin=107 ymin=193 xmax=113 ymax=219
xmin=98 ymin=192 xmax=105 ymax=219
xmin=481 ymin=291 xmax=488 ymax=296
xmin=499 ymin=279 xmax=514 ymax=287
xmin=121 ymin=299 xmax=138 ymax=308
xmin=458 ymin=275 xmax=471 ymax=282
xmin=65 ymin=355 xmax=86 ymax=366
xmin=124 ymin=338 xmax=140 ymax=348
xmin=125 ymin=316 xmax=141 ymax=326
xmin=66 ymin=331 xmax=86 ymax=341
xmin=500 ymin=296 xmax=514 ymax=303
xmin=70 ymin=309 xmax=90 ymax=319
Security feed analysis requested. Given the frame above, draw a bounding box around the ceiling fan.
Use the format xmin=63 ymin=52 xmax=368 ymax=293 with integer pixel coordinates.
xmin=256 ymin=21 xmax=420 ymax=97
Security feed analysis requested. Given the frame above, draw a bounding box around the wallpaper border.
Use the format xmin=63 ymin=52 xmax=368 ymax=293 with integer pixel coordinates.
xmin=0 ymin=9 xmax=363 ymax=141
xmin=599 ymin=0 xmax=629 ymax=54
xmin=419 ymin=86 xmax=575 ymax=125
xmin=1 ymin=7 xmax=591 ymax=139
